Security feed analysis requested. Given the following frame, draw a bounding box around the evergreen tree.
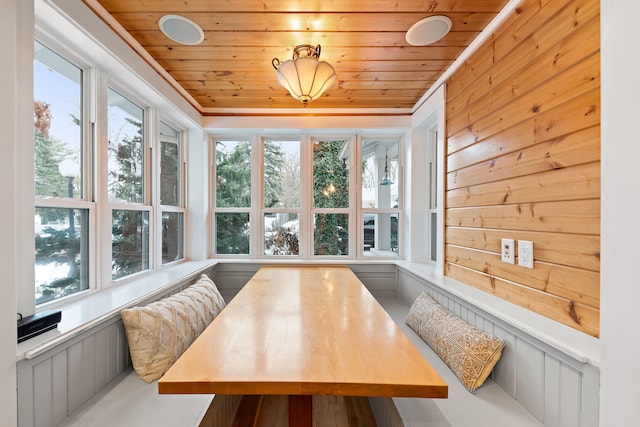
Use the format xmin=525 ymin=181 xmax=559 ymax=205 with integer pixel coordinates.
xmin=109 ymin=117 xmax=147 ymax=278
xmin=215 ymin=141 xmax=285 ymax=254
xmin=313 ymin=140 xmax=349 ymax=255
xmin=34 ymin=101 xmax=82 ymax=303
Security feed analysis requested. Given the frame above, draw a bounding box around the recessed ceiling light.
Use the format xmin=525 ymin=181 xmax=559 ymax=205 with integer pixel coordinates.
xmin=406 ymin=15 xmax=452 ymax=46
xmin=159 ymin=15 xmax=204 ymax=45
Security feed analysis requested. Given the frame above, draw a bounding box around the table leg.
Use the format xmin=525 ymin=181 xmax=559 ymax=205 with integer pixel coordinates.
xmin=288 ymin=395 xmax=312 ymax=427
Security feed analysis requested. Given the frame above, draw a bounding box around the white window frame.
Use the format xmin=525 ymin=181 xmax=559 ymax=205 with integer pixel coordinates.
xmin=210 ymin=132 xmax=407 ymax=261
xmin=259 ymin=136 xmax=305 ymax=258
xmin=210 ymin=135 xmax=256 ymax=257
xmin=155 ymin=119 xmax=187 ymax=267
xmin=33 ymin=37 xmax=98 ymax=308
xmin=309 ymin=135 xmax=356 ymax=259
xmin=101 ymin=83 xmax=153 ymax=286
xmin=357 ymin=135 xmax=404 ymax=259
xmin=427 ymin=126 xmax=439 ymax=263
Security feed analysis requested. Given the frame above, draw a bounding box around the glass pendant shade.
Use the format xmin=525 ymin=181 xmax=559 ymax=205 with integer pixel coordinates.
xmin=273 ymin=45 xmax=337 ymax=104
xmin=380 ymin=154 xmax=394 ymax=186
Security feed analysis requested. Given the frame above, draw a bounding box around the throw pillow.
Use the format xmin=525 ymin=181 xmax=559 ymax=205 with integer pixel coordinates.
xmin=121 ymin=274 xmax=225 ymax=383
xmin=406 ymin=292 xmax=504 ymax=393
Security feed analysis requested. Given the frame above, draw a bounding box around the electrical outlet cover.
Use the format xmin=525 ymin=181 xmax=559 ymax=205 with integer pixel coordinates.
xmin=518 ymin=240 xmax=534 ymax=268
xmin=501 ymin=238 xmax=515 ymax=264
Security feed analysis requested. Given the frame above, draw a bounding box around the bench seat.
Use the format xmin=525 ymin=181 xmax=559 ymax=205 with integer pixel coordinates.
xmin=376 ymin=297 xmax=544 ymax=427
xmin=58 ymin=369 xmax=213 ymax=427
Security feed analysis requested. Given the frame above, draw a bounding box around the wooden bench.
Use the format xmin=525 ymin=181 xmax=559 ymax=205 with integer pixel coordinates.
xmin=36 ymin=262 xmax=598 ymax=427
xmin=372 ymin=297 xmax=545 ymax=427
xmin=57 ymin=269 xmax=240 ymax=427
xmin=58 ymin=369 xmax=224 ymax=427
xmin=59 ymin=300 xmax=544 ymax=427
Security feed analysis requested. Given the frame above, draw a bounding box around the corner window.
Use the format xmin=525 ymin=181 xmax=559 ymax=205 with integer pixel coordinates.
xmin=214 ymin=140 xmax=252 ymax=255
xmin=361 ymin=138 xmax=401 ymax=257
xmin=159 ymin=122 xmax=184 ymax=265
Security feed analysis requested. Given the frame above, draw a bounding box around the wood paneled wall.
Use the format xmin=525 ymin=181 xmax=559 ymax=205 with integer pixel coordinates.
xmin=444 ymin=0 xmax=600 ymax=336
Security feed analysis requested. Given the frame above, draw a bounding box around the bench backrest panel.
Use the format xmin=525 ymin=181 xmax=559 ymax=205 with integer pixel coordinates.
xmin=397 ymin=267 xmax=599 ymax=427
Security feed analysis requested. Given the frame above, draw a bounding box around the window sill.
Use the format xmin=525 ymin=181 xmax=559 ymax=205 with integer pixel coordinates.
xmin=395 ymin=260 xmax=601 ymax=367
xmin=17 ymin=260 xmax=217 ymax=361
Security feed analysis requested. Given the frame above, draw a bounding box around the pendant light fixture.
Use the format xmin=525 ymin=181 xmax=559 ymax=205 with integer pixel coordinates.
xmin=380 ymin=154 xmax=394 ymax=186
xmin=272 ymin=44 xmax=337 ymax=105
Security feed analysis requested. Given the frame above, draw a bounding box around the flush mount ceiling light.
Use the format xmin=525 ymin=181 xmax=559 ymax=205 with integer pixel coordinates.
xmin=159 ymin=14 xmax=204 ymax=45
xmin=406 ymin=15 xmax=452 ymax=46
xmin=272 ymin=44 xmax=337 ymax=105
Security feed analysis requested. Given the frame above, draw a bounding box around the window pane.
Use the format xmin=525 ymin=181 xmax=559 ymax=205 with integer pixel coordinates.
xmin=160 ymin=122 xmax=180 ymax=206
xmin=264 ymin=213 xmax=299 ymax=255
xmin=162 ymin=211 xmax=184 ymax=264
xmin=216 ymin=140 xmax=251 ymax=208
xmin=108 ymin=89 xmax=144 ymax=203
xmin=361 ymin=139 xmax=399 ymax=209
xmin=112 ymin=209 xmax=149 ymax=279
xmin=363 ymin=213 xmax=399 ymax=257
xmin=216 ymin=213 xmax=250 ymax=254
xmin=314 ymin=213 xmax=349 ymax=256
xmin=264 ymin=140 xmax=300 ymax=208
xmin=313 ymin=140 xmax=349 ymax=208
xmin=34 ymin=42 xmax=83 ymax=199
xmin=35 ymin=207 xmax=89 ymax=304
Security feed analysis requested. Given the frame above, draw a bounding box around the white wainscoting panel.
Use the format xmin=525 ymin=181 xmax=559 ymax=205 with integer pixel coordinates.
xmin=17 ymin=270 xmax=212 ymax=427
xmin=396 ymin=267 xmax=600 ymax=427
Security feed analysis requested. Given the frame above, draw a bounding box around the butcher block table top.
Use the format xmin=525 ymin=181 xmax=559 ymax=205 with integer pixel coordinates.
xmin=159 ymin=266 xmax=447 ymax=424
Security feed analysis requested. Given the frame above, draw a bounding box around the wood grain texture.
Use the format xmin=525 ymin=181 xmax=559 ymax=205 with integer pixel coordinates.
xmin=83 ymin=0 xmax=510 ymax=110
xmin=159 ymin=266 xmax=448 ymax=398
xmin=445 ymin=263 xmax=599 ymax=337
xmin=444 ymin=0 xmax=600 ymax=336
xmin=223 ymin=394 xmax=378 ymax=427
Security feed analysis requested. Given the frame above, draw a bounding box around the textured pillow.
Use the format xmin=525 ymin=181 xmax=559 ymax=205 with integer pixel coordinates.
xmin=121 ymin=274 xmax=226 ymax=383
xmin=406 ymin=292 xmax=504 ymax=393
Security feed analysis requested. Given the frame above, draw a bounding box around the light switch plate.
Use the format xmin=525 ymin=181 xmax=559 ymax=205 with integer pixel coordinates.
xmin=501 ymin=238 xmax=515 ymax=264
xmin=518 ymin=240 xmax=534 ymax=268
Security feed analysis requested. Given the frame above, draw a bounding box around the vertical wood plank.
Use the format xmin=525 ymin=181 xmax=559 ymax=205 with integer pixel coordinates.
xmin=105 ymin=322 xmax=118 ymax=382
xmin=492 ymin=325 xmax=516 ymax=396
xmin=17 ymin=362 xmax=35 ymax=427
xmin=33 ymin=359 xmax=52 ymax=427
xmin=544 ymin=355 xmax=562 ymax=427
xmin=515 ymin=339 xmax=545 ymax=420
xmin=559 ymin=363 xmax=582 ymax=427
xmin=82 ymin=335 xmax=96 ymax=396
xmin=117 ymin=318 xmax=130 ymax=373
xmin=66 ymin=340 xmax=84 ymax=413
xmin=94 ymin=326 xmax=108 ymax=391
xmin=51 ymin=351 xmax=68 ymax=425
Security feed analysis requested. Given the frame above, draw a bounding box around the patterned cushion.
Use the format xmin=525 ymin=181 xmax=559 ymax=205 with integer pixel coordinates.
xmin=121 ymin=274 xmax=226 ymax=383
xmin=406 ymin=292 xmax=505 ymax=393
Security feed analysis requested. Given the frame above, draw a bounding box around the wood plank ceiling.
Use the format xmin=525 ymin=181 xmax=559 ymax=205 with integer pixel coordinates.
xmin=82 ymin=0 xmax=510 ymax=113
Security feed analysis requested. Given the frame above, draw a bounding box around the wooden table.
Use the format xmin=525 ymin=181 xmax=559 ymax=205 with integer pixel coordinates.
xmin=159 ymin=266 xmax=447 ymax=425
